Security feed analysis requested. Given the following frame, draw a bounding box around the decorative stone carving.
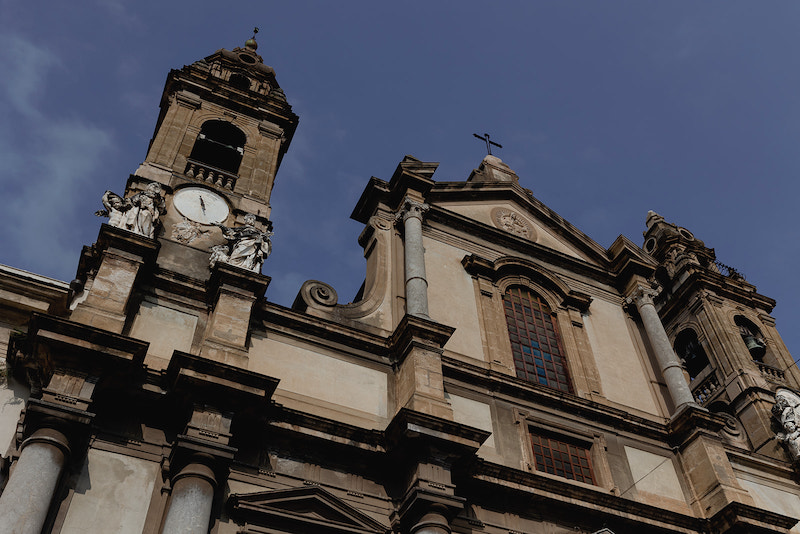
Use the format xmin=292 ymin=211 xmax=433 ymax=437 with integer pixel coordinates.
xmin=95 ymin=191 xmax=130 ymax=229
xmin=772 ymin=389 xmax=800 ymax=460
xmin=719 ymin=413 xmax=749 ymax=449
xmin=369 ymin=216 xmax=392 ymax=231
xmin=491 ymin=208 xmax=535 ymax=240
xmin=127 ymin=183 xmax=166 ymax=239
xmin=395 ymin=198 xmax=429 ymax=224
xmin=94 ymin=183 xmax=166 ymax=239
xmin=303 ymin=281 xmax=338 ymax=307
xmin=209 ymin=213 xmax=273 ymax=273
xmin=172 ymin=218 xmax=209 ymax=245
xmin=625 ymin=282 xmax=661 ymax=308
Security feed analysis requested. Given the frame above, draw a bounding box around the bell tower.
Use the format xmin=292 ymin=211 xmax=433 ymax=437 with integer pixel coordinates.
xmin=642 ymin=211 xmax=800 ymax=459
xmin=72 ymin=34 xmax=298 ymax=337
xmin=127 ymin=31 xmax=298 ymax=277
xmin=137 ymin=31 xmax=297 ymax=209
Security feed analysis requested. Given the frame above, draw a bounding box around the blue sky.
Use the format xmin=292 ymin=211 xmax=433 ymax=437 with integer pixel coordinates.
xmin=1 ymin=2 xmax=799 ymax=361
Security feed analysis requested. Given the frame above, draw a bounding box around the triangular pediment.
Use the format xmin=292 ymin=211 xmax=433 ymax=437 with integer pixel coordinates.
xmin=228 ymin=486 xmax=389 ymax=534
xmin=431 ymin=186 xmax=610 ymax=268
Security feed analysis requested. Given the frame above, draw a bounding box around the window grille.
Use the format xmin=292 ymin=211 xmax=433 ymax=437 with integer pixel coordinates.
xmin=530 ymin=431 xmax=595 ymax=484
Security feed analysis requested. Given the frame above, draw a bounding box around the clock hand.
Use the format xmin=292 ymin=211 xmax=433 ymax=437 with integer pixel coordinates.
xmin=200 ymin=196 xmax=206 ymax=213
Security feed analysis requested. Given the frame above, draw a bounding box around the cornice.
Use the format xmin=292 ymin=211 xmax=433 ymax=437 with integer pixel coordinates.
xmin=257 ymin=302 xmax=391 ymax=363
xmin=428 ymin=180 xmax=610 ymax=261
xmin=462 ymin=460 xmax=702 ymax=533
xmin=441 ymin=356 xmax=669 ymax=441
xmin=657 ymin=270 xmax=776 ymax=323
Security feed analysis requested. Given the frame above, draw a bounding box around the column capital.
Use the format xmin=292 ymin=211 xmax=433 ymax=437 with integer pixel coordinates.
xmin=625 ymin=283 xmax=661 ymax=308
xmin=396 ymin=197 xmax=429 ymax=223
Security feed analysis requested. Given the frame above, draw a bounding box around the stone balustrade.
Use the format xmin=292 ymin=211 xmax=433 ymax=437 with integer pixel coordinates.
xmin=185 ymin=159 xmax=237 ymax=190
xmin=757 ymin=361 xmax=785 ymax=382
xmin=691 ymin=372 xmax=721 ymax=405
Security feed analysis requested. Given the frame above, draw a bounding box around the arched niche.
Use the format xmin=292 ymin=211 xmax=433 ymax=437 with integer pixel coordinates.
xmin=188 ymin=120 xmax=247 ymax=175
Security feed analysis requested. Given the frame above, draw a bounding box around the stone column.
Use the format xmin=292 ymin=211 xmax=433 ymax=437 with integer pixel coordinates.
xmin=627 ymin=284 xmax=696 ymax=411
xmin=396 ymin=197 xmax=430 ymax=319
xmin=0 ymin=428 xmax=70 ymax=534
xmin=161 ymin=461 xmax=217 ymax=534
xmin=411 ymin=505 xmax=451 ymax=534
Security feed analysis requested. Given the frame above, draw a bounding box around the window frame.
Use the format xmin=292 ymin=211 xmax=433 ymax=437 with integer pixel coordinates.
xmin=514 ymin=408 xmax=614 ymax=491
xmin=503 ymin=285 xmax=572 ymax=393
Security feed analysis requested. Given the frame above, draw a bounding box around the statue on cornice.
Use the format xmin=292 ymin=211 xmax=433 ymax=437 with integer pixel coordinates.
xmin=95 ymin=190 xmax=131 ymax=229
xmin=209 ymin=213 xmax=273 ymax=273
xmin=94 ymin=183 xmax=166 ymax=239
xmin=126 ymin=183 xmax=166 ymax=239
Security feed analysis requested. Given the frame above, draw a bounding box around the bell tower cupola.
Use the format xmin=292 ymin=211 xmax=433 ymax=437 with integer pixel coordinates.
xmin=135 ymin=30 xmax=298 ymax=218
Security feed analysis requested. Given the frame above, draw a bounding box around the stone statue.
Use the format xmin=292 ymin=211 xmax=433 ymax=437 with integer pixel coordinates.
xmin=209 ymin=213 xmax=273 ymax=273
xmin=126 ymin=183 xmax=166 ymax=239
xmin=94 ymin=184 xmax=165 ymax=239
xmin=772 ymin=389 xmax=800 ymax=460
xmin=95 ymin=191 xmax=131 ymax=229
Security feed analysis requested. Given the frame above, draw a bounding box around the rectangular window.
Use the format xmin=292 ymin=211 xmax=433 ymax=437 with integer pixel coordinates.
xmin=529 ymin=430 xmax=595 ymax=484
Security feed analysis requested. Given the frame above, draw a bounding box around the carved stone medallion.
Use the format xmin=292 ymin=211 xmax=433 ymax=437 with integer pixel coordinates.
xmin=172 ymin=218 xmax=209 ymax=245
xmin=491 ymin=208 xmax=536 ymax=240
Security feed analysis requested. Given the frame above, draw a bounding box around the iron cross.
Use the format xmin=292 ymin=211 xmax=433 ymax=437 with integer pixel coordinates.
xmin=473 ymin=133 xmax=502 ymax=156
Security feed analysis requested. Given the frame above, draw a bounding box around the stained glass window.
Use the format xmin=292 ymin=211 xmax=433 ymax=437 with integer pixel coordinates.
xmin=503 ymin=286 xmax=572 ymax=392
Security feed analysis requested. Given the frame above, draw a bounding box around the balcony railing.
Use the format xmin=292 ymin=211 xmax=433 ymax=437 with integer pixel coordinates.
xmin=185 ymin=159 xmax=237 ymax=190
xmin=712 ymin=260 xmax=745 ymax=281
xmin=757 ymin=361 xmax=785 ymax=383
xmin=691 ymin=371 xmax=721 ymax=405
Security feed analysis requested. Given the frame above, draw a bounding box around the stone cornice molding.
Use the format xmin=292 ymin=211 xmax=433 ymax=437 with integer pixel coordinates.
xmin=175 ymin=89 xmax=203 ymax=109
xmin=462 ymin=254 xmax=593 ymax=312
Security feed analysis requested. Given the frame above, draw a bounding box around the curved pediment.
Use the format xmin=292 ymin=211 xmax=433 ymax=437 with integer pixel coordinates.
xmin=228 ymin=486 xmax=390 ymax=534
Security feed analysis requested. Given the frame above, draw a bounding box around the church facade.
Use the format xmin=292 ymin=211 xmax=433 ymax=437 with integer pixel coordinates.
xmin=1 ymin=37 xmax=799 ymax=534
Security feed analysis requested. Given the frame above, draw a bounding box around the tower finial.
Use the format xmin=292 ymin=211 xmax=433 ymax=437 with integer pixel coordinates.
xmin=245 ymin=27 xmax=259 ymax=51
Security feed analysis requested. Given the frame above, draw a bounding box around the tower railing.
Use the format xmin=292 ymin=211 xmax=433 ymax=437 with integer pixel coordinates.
xmin=185 ymin=159 xmax=237 ymax=190
xmin=691 ymin=371 xmax=721 ymax=405
xmin=757 ymin=361 xmax=785 ymax=383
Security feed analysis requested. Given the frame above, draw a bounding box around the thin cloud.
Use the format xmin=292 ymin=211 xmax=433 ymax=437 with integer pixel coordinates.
xmin=0 ymin=34 xmax=60 ymax=119
xmin=0 ymin=34 xmax=112 ymax=278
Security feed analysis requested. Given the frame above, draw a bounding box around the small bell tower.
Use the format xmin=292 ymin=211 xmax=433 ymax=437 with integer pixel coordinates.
xmin=137 ymin=29 xmax=297 ymax=212
xmin=120 ymin=30 xmax=299 ymax=277
xmin=72 ymin=33 xmax=298 ymax=335
xmin=641 ymin=211 xmax=800 ymax=459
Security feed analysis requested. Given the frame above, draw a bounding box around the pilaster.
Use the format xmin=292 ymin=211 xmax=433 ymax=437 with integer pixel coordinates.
xmin=625 ymin=278 xmax=697 ymax=412
xmin=396 ymin=197 xmax=431 ymax=319
xmin=200 ymin=262 xmax=270 ymax=366
xmin=71 ymin=224 xmax=159 ymax=334
xmin=1 ymin=313 xmax=148 ymax=533
xmin=390 ymin=314 xmax=455 ymax=419
xmin=386 ymin=409 xmax=490 ymax=534
xmin=160 ymin=351 xmax=279 ymax=533
xmin=668 ymin=407 xmax=762 ymax=528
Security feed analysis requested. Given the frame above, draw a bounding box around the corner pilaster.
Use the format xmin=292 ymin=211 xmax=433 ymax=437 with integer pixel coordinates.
xmin=390 ymin=314 xmax=455 ymax=419
xmin=201 ymin=262 xmax=270 ymax=366
xmin=71 ymin=224 xmax=159 ymax=333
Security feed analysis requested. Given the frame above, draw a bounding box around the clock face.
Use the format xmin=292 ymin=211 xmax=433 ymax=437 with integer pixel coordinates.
xmin=173 ymin=187 xmax=230 ymax=225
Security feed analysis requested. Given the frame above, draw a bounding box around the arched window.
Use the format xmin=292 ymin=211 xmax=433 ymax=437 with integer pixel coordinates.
xmin=188 ymin=120 xmax=246 ymax=175
xmin=503 ymin=286 xmax=572 ymax=392
xmin=674 ymin=329 xmax=710 ymax=380
xmin=734 ymin=316 xmax=766 ymax=361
